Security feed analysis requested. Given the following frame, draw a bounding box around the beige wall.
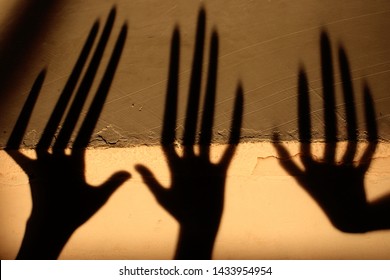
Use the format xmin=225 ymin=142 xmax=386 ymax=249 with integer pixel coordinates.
xmin=0 ymin=1 xmax=390 ymax=259
xmin=1 ymin=143 xmax=390 ymax=259
xmin=0 ymin=0 xmax=389 ymax=146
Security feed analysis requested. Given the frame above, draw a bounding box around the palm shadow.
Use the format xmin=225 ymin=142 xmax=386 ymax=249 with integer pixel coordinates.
xmin=5 ymin=8 xmax=130 ymax=259
xmin=273 ymin=30 xmax=390 ymax=233
xmin=136 ymin=8 xmax=244 ymax=259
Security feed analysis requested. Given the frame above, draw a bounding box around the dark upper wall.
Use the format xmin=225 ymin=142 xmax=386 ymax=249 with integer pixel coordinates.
xmin=0 ymin=0 xmax=389 ymax=148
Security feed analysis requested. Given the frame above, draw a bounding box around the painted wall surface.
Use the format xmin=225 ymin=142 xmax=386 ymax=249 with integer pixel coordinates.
xmin=1 ymin=143 xmax=390 ymax=259
xmin=0 ymin=1 xmax=390 ymax=259
xmin=0 ymin=0 xmax=389 ymax=146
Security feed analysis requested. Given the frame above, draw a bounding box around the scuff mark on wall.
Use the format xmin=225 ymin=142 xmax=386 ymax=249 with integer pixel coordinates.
xmin=95 ymin=125 xmax=126 ymax=145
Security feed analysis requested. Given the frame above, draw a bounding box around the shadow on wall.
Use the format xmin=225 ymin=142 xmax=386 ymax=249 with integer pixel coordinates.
xmin=5 ymin=8 xmax=130 ymax=260
xmin=3 ymin=5 xmax=389 ymax=260
xmin=0 ymin=0 xmax=66 ymax=106
xmin=5 ymin=7 xmax=244 ymax=260
xmin=273 ymin=30 xmax=390 ymax=233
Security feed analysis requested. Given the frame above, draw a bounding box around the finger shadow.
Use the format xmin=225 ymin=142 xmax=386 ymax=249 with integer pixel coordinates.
xmin=0 ymin=0 xmax=67 ymax=118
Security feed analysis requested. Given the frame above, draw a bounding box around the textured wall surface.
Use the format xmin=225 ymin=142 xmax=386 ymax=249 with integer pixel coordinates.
xmin=1 ymin=143 xmax=390 ymax=259
xmin=0 ymin=0 xmax=390 ymax=260
xmin=0 ymin=0 xmax=389 ymax=147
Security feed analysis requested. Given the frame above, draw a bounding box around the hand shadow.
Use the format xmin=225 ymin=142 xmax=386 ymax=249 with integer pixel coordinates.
xmin=273 ymin=30 xmax=390 ymax=233
xmin=5 ymin=8 xmax=130 ymax=259
xmin=136 ymin=8 xmax=244 ymax=259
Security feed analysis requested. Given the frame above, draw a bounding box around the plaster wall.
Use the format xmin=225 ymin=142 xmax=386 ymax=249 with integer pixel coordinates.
xmin=1 ymin=143 xmax=390 ymax=259
xmin=0 ymin=0 xmax=389 ymax=146
xmin=0 ymin=0 xmax=390 ymax=259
